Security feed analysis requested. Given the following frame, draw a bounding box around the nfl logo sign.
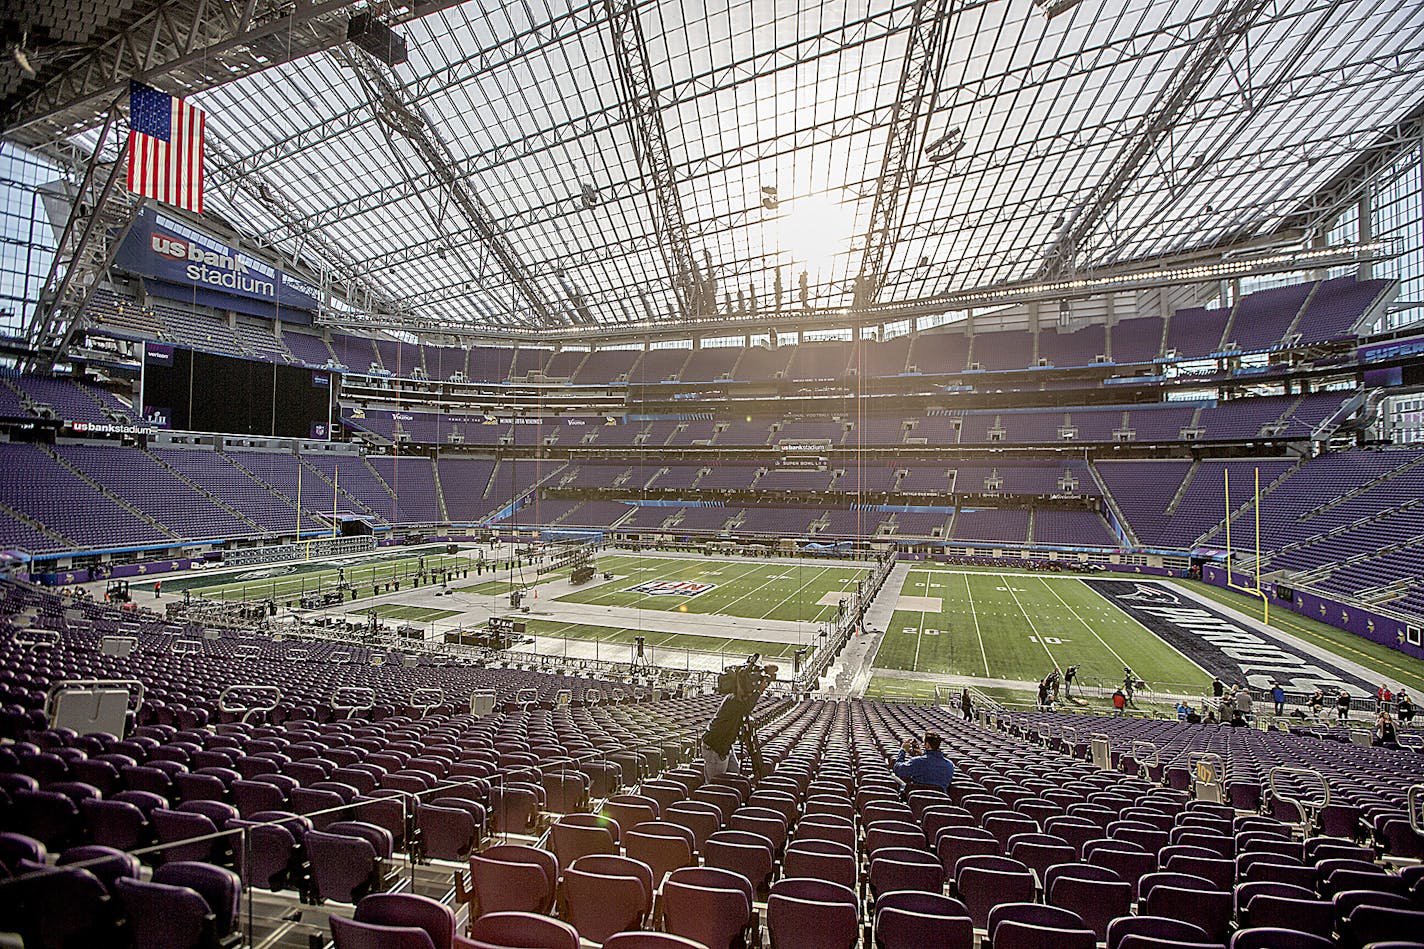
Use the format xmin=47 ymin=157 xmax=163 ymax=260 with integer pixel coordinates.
xmin=628 ymin=580 xmax=717 ymax=597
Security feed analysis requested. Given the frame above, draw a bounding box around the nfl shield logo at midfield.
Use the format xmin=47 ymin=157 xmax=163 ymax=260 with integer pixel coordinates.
xmin=627 ymin=580 xmax=717 ymax=597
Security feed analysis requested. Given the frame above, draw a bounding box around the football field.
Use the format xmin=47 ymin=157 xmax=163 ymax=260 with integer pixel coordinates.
xmin=555 ymin=556 xmax=871 ymax=625
xmin=162 ymin=550 xmax=477 ymax=602
xmin=871 ymin=568 xmax=1212 ymax=699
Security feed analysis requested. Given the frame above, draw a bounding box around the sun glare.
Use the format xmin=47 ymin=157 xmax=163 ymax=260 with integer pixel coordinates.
xmin=774 ymin=193 xmax=854 ymax=272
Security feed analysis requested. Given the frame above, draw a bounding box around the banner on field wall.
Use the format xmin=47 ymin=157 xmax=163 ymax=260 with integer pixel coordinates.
xmin=114 ymin=207 xmax=321 ymax=312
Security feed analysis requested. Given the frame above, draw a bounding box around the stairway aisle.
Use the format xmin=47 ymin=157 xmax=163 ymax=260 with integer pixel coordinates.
xmin=817 ymin=561 xmax=913 ymax=700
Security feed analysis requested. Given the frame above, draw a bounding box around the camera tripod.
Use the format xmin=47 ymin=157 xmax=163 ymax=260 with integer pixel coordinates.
xmin=736 ymin=717 xmax=767 ymax=778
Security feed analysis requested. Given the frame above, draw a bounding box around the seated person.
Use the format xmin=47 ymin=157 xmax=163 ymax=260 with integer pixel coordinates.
xmin=891 ymin=731 xmax=955 ymax=791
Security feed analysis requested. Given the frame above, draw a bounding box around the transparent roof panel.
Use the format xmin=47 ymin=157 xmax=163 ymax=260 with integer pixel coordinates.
xmin=179 ymin=0 xmax=1424 ymax=331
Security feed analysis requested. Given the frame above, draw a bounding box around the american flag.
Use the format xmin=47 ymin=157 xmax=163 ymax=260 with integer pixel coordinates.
xmin=127 ymin=81 xmax=205 ymax=213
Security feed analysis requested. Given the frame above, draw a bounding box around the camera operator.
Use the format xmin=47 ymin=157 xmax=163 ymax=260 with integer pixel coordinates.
xmin=702 ymin=657 xmax=777 ymax=781
xmin=891 ymin=731 xmax=954 ymax=792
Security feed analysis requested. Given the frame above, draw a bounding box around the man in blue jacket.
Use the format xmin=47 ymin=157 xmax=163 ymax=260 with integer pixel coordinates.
xmin=892 ymin=731 xmax=955 ymax=791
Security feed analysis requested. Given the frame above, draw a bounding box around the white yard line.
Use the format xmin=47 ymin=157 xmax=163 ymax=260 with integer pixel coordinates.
xmin=1000 ymin=573 xmax=1061 ymax=672
xmin=756 ymin=564 xmax=837 ymax=622
xmin=1035 ymin=576 xmax=1133 ymax=669
xmin=962 ymin=572 xmax=992 ymax=677
xmin=912 ymin=608 xmax=927 ymax=672
xmin=710 ymin=560 xmax=811 ymax=618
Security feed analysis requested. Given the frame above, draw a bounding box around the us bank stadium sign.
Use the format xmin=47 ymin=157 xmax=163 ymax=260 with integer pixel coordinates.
xmin=1085 ymin=579 xmax=1372 ymax=695
xmin=69 ymin=421 xmax=154 ymax=435
xmin=114 ymin=208 xmax=321 ymax=311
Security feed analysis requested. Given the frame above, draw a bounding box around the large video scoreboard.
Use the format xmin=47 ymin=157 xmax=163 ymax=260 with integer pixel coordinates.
xmin=141 ymin=344 xmax=333 ymax=439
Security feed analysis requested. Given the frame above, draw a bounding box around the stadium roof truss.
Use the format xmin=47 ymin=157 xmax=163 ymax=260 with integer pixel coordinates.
xmin=6 ymin=0 xmax=1424 ymax=340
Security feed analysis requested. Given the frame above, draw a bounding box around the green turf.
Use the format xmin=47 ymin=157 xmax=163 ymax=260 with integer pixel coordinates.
xmin=553 ymin=556 xmax=870 ymax=623
xmin=366 ymin=604 xmax=463 ymax=622
xmin=167 ymin=552 xmax=478 ymax=602
xmin=873 ymin=570 xmax=1211 ymax=694
xmin=1174 ymin=579 xmax=1424 ymax=694
xmin=863 ymin=675 xmax=1183 ymax=717
xmin=518 ymin=618 xmax=799 ymax=660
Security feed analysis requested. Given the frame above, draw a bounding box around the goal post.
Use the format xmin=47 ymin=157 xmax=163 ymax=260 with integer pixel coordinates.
xmin=1223 ymin=466 xmax=1269 ymax=623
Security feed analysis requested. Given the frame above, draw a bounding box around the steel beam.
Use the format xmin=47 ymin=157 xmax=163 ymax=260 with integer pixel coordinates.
xmin=342 ymin=48 xmax=560 ymax=327
xmin=211 ymin=0 xmax=610 ymax=187
xmin=1 ymin=0 xmax=477 ymax=146
xmin=23 ymin=103 xmax=139 ymax=368
xmin=854 ymin=0 xmax=955 ymax=308
xmin=1034 ymin=0 xmax=1272 ymax=280
xmin=203 ymin=134 xmax=406 ymax=318
xmin=1283 ymin=99 xmax=1424 ymax=235
xmin=602 ymin=0 xmax=708 ymax=320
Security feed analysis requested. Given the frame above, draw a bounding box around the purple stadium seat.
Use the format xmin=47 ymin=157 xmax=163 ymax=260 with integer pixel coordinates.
xmin=662 ymin=866 xmax=754 ymax=949
xmin=601 ymin=934 xmax=709 ymax=949
xmin=955 ymin=854 xmax=1036 ymax=927
xmin=468 ymin=844 xmax=558 ymax=915
xmin=868 ymin=846 xmax=945 ymax=896
xmin=1145 ymin=884 xmax=1233 ymax=942
xmin=784 ymin=838 xmax=857 ymax=888
xmin=767 ymin=878 xmax=859 ymax=949
xmin=416 ymin=802 xmax=479 ymax=861
xmin=624 ymin=821 xmax=696 ymax=883
xmin=459 ymin=912 xmax=579 ymax=949
xmin=874 ymin=903 xmax=973 ymax=949
xmin=12 ymin=859 xmax=115 ymax=948
xmin=551 ymin=813 xmax=619 ymax=869
xmin=56 ymin=843 xmax=140 ymax=892
xmin=352 ymin=892 xmax=455 ymax=949
xmin=332 ymin=917 xmax=436 ymax=949
xmin=1049 ymin=873 xmax=1133 ymax=940
xmin=704 ymin=829 xmax=774 ymax=891
xmin=306 ymin=824 xmax=390 ymax=904
xmin=1107 ymin=916 xmax=1212 ymax=949
xmin=562 ymin=854 xmax=654 ymax=944
xmin=1339 ymin=905 xmax=1424 ymax=949
xmin=1230 ymin=930 xmax=1334 ymax=949
xmin=115 ymin=861 xmax=240 ymax=949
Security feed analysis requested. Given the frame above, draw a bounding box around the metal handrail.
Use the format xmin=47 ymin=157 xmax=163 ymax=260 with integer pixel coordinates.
xmin=1131 ymin=740 xmax=1160 ymax=776
xmin=409 ymin=688 xmax=445 ymax=717
xmin=330 ymin=686 xmax=376 ymax=717
xmin=1268 ymin=765 xmax=1329 ymax=833
xmin=14 ymin=628 xmax=59 ymax=648
xmin=218 ymin=685 xmax=282 ymax=724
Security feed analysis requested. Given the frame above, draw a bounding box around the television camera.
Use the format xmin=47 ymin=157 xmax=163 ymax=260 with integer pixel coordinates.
xmin=715 ymin=654 xmax=779 ymax=775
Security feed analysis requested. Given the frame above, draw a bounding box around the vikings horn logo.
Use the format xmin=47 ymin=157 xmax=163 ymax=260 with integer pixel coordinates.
xmin=1116 ymin=583 xmax=1180 ymax=606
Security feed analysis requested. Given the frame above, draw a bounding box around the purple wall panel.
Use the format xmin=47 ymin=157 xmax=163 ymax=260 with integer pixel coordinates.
xmin=1203 ymin=565 xmax=1423 ymax=660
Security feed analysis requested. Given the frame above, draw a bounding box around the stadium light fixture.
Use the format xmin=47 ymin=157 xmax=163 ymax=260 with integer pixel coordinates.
xmin=12 ymin=42 xmax=34 ymax=78
xmin=1033 ymin=0 xmax=1088 ymax=19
